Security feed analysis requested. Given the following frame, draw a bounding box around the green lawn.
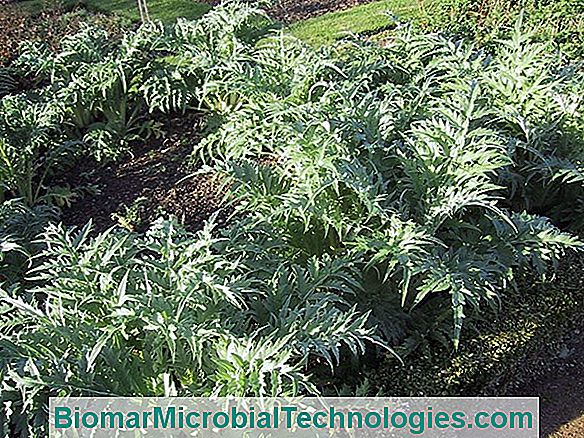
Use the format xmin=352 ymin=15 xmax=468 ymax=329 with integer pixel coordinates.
xmin=81 ymin=0 xmax=211 ymax=23
xmin=290 ymin=0 xmax=440 ymax=46
xmin=76 ymin=0 xmax=438 ymax=44
xmin=14 ymin=0 xmax=211 ymax=23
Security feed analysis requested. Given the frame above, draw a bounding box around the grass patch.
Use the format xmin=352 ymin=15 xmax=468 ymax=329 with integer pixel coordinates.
xmin=13 ymin=0 xmax=211 ymax=23
xmin=80 ymin=0 xmax=211 ymax=23
xmin=289 ymin=0 xmax=440 ymax=46
xmin=14 ymin=0 xmax=436 ymax=45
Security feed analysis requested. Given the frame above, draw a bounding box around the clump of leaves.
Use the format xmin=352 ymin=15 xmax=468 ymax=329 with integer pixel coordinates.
xmin=197 ymin=20 xmax=583 ymax=350
xmin=0 ymin=95 xmax=74 ymax=205
xmin=0 ymin=67 xmax=17 ymax=98
xmin=0 ymin=2 xmax=272 ymax=207
xmin=0 ymin=199 xmax=58 ymax=285
xmin=0 ymin=219 xmax=377 ymax=435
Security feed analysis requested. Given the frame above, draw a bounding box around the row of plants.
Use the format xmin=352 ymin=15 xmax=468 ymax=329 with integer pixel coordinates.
xmin=0 ymin=2 xmax=583 ymax=435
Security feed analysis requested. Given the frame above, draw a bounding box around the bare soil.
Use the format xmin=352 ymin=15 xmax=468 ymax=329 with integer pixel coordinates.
xmin=503 ymin=252 xmax=584 ymax=437
xmin=541 ymin=346 xmax=584 ymax=437
xmin=60 ymin=113 xmax=226 ymax=233
xmin=0 ymin=6 xmax=35 ymax=65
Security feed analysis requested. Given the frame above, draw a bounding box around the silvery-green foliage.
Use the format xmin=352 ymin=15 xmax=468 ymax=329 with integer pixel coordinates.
xmin=0 ymin=95 xmax=72 ymax=205
xmin=197 ymin=20 xmax=583 ymax=349
xmin=138 ymin=1 xmax=271 ymax=113
xmin=0 ymin=200 xmax=58 ymax=284
xmin=0 ymin=67 xmax=17 ymax=98
xmin=0 ymin=218 xmax=375 ymax=435
xmin=481 ymin=23 xmax=584 ymax=228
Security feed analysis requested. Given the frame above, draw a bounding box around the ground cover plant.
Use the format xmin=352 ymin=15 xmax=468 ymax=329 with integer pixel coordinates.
xmin=0 ymin=1 xmax=584 ymax=436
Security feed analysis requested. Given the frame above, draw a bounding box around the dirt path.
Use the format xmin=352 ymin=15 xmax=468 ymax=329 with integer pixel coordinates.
xmin=502 ymin=253 xmax=584 ymax=437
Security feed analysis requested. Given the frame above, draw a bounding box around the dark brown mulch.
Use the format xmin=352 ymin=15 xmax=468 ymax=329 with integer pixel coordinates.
xmin=0 ymin=6 xmax=29 ymax=65
xmin=266 ymin=0 xmax=378 ymax=23
xmin=60 ymin=113 xmax=225 ymax=234
xmin=0 ymin=4 xmax=127 ymax=67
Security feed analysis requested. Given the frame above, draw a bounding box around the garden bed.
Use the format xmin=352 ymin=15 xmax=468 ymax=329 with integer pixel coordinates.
xmin=54 ymin=104 xmax=584 ymax=437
